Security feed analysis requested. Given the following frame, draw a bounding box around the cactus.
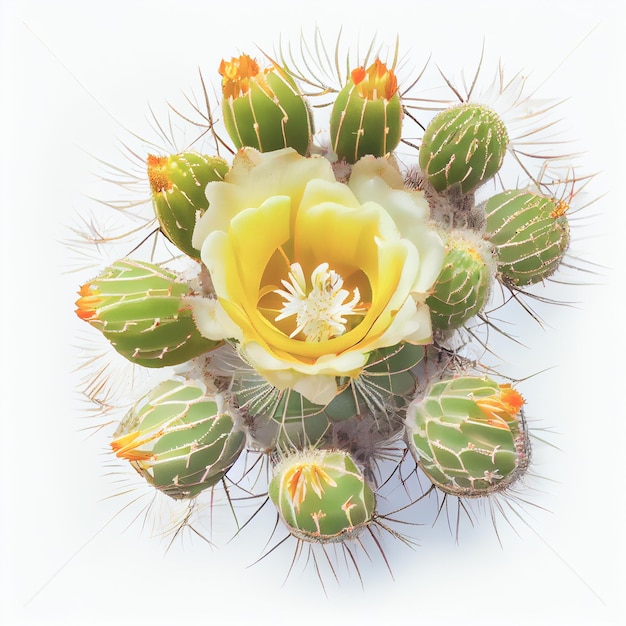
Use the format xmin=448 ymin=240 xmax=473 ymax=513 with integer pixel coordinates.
xmin=269 ymin=448 xmax=376 ymax=542
xmin=75 ymin=259 xmax=221 ymax=367
xmin=148 ymin=152 xmax=229 ymax=259
xmin=219 ymin=54 xmax=313 ymax=155
xmin=484 ymin=190 xmax=570 ymax=286
xmin=330 ymin=59 xmax=402 ymax=163
xmin=406 ymin=376 xmax=530 ymax=497
xmin=419 ymin=103 xmax=509 ymax=194
xmin=111 ymin=379 xmax=246 ymax=499
xmin=426 ymin=230 xmax=495 ymax=330
xmin=70 ymin=32 xmax=597 ymax=583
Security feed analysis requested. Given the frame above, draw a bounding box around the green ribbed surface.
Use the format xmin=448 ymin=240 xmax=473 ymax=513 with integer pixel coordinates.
xmin=485 ymin=190 xmax=570 ymax=286
xmin=112 ymin=380 xmax=245 ymax=499
xmin=269 ymin=449 xmax=375 ymax=542
xmin=406 ymin=376 xmax=530 ymax=497
xmin=149 ymin=152 xmax=229 ymax=259
xmin=222 ymin=69 xmax=312 ymax=155
xmin=78 ymin=259 xmax=220 ymax=367
xmin=426 ymin=235 xmax=492 ymax=330
xmin=419 ymin=103 xmax=508 ymax=194
xmin=329 ymin=81 xmax=402 ymax=163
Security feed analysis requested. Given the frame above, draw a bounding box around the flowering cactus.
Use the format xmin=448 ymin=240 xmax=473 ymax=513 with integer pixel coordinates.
xmin=330 ymin=59 xmax=402 ymax=163
xmin=189 ymin=147 xmax=443 ymax=405
xmin=269 ymin=449 xmax=376 ymax=541
xmin=112 ymin=379 xmax=245 ymax=499
xmin=71 ymin=31 xmax=595 ymax=585
xmin=406 ymin=376 xmax=530 ymax=497
xmin=219 ymin=54 xmax=313 ymax=155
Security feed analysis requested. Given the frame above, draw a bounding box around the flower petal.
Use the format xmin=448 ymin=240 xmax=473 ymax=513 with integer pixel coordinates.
xmin=350 ymin=156 xmax=444 ymax=293
xmin=184 ymin=296 xmax=243 ymax=341
xmin=191 ymin=148 xmax=444 ymax=400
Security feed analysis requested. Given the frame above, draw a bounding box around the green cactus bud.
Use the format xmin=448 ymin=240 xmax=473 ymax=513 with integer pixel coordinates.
xmin=147 ymin=152 xmax=229 ymax=259
xmin=406 ymin=376 xmax=530 ymax=497
xmin=419 ymin=103 xmax=509 ymax=195
xmin=219 ymin=54 xmax=312 ymax=155
xmin=330 ymin=59 xmax=402 ymax=163
xmin=269 ymin=449 xmax=375 ymax=542
xmin=484 ymin=190 xmax=570 ymax=286
xmin=75 ymin=259 xmax=221 ymax=367
xmin=111 ymin=379 xmax=245 ymax=499
xmin=426 ymin=231 xmax=495 ymax=330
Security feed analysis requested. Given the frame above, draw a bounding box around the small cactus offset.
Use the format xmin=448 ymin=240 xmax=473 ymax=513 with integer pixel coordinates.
xmin=220 ymin=54 xmax=313 ymax=155
xmin=330 ymin=59 xmax=402 ymax=163
xmin=269 ymin=449 xmax=376 ymax=542
xmin=484 ymin=190 xmax=571 ymax=287
xmin=406 ymin=376 xmax=530 ymax=496
xmin=148 ymin=152 xmax=229 ymax=259
xmin=112 ymin=379 xmax=245 ymax=499
xmin=75 ymin=259 xmax=221 ymax=367
xmin=70 ymin=29 xmax=597 ymax=586
xmin=419 ymin=103 xmax=509 ymax=195
xmin=426 ymin=230 xmax=495 ymax=330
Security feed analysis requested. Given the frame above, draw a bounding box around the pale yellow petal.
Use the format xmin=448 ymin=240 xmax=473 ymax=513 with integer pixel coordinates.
xmin=184 ymin=295 xmax=243 ymax=341
xmin=292 ymin=376 xmax=339 ymax=405
xmin=227 ymin=147 xmax=336 ymax=214
xmin=367 ymin=297 xmax=432 ymax=350
xmin=409 ymin=227 xmax=446 ymax=294
xmin=192 ymin=182 xmax=248 ymax=250
xmin=349 ymin=156 xmax=444 ymax=292
xmin=349 ymin=156 xmax=429 ymax=222
xmin=226 ymin=196 xmax=292 ymax=301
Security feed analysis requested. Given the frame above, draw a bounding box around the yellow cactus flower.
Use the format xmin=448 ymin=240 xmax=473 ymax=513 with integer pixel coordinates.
xmin=189 ymin=148 xmax=443 ymax=405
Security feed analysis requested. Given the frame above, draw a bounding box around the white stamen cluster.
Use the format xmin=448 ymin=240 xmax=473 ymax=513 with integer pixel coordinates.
xmin=274 ymin=262 xmax=363 ymax=342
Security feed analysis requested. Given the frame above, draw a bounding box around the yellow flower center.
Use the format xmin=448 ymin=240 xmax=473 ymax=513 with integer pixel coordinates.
xmin=351 ymin=59 xmax=398 ymax=101
xmin=273 ymin=262 xmax=366 ymax=342
xmin=219 ymin=54 xmax=262 ymax=99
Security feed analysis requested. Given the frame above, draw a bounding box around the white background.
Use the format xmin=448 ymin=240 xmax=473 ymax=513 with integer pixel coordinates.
xmin=1 ymin=1 xmax=625 ymax=624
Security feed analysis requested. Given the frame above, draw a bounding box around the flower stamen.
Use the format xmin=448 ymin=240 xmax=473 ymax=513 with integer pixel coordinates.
xmin=274 ymin=262 xmax=366 ymax=342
